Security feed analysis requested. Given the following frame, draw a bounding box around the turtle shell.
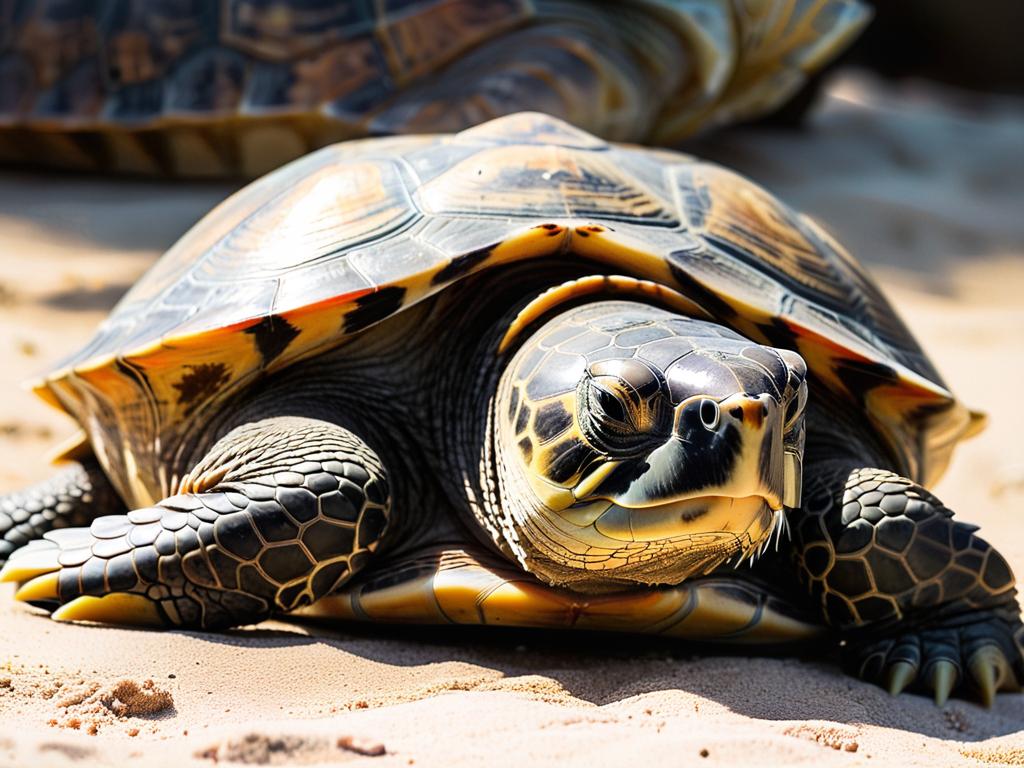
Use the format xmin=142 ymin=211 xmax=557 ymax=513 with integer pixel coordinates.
xmin=0 ymin=0 xmax=869 ymax=176
xmin=36 ymin=113 xmax=973 ymax=507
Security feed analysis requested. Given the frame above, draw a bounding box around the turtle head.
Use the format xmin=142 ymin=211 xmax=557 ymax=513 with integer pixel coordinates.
xmin=494 ymin=300 xmax=807 ymax=590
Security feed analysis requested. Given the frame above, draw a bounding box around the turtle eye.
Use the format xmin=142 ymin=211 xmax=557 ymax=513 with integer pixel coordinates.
xmin=581 ymin=377 xmax=666 ymax=456
xmin=591 ymin=385 xmax=628 ymax=425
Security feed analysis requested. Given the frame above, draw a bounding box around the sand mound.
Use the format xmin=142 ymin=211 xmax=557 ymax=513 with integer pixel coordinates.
xmin=50 ymin=679 xmax=174 ymax=735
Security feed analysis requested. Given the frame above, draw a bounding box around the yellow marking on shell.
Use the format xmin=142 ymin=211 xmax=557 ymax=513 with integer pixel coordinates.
xmin=470 ymin=579 xmax=594 ymax=628
xmin=499 ymin=273 xmax=712 ymax=353
xmin=14 ymin=572 xmax=59 ymax=602
xmin=26 ymin=376 xmax=64 ymax=412
xmin=51 ymin=594 xmax=164 ymax=627
xmin=433 ymin=222 xmax=572 ymax=287
xmin=567 ymin=225 xmax=693 ymax=289
xmin=778 ymin=316 xmax=964 ymax=485
xmin=656 ymin=585 xmax=759 ymax=638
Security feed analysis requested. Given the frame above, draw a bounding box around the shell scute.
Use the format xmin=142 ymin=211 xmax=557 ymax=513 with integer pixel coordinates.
xmin=416 ymin=142 xmax=678 ymax=226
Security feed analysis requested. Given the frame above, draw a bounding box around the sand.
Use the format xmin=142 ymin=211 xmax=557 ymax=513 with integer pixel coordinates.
xmin=0 ymin=71 xmax=1021 ymax=766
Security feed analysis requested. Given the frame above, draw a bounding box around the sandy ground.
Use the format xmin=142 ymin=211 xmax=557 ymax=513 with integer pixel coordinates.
xmin=0 ymin=72 xmax=1021 ymax=766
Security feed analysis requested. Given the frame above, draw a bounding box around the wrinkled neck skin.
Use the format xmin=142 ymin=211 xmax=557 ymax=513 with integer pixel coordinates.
xmin=429 ymin=266 xmax=590 ymax=558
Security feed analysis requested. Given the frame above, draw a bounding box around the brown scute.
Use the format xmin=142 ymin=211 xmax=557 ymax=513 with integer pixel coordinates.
xmin=172 ymin=363 xmax=231 ymax=413
xmin=342 ymin=286 xmax=407 ymax=334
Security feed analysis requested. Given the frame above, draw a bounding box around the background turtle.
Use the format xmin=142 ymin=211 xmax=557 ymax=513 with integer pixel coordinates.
xmin=0 ymin=0 xmax=869 ymax=177
xmin=0 ymin=112 xmax=1020 ymax=706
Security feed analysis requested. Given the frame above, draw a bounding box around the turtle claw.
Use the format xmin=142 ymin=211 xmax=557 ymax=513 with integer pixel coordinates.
xmin=844 ymin=606 xmax=1024 ymax=706
xmin=967 ymin=646 xmax=1012 ymax=708
xmin=14 ymin=571 xmax=59 ymax=603
xmin=885 ymin=661 xmax=916 ymax=696
xmin=52 ymin=594 xmax=164 ymax=627
xmin=0 ymin=544 xmax=59 ymax=584
xmin=928 ymin=660 xmax=958 ymax=707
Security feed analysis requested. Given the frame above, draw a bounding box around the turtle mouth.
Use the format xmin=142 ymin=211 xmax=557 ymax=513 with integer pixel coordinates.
xmin=540 ymin=492 xmax=785 ymax=582
xmin=586 ymin=493 xmax=781 ymax=545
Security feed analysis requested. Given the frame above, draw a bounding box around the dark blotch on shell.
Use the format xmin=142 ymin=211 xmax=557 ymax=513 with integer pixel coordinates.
xmin=172 ymin=363 xmax=231 ymax=414
xmin=244 ymin=314 xmax=300 ymax=367
xmin=431 ymin=243 xmax=497 ymax=285
xmin=343 ymin=286 xmax=407 ymax=334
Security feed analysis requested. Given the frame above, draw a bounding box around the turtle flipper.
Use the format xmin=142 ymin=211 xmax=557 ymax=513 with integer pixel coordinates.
xmin=0 ymin=457 xmax=122 ymax=569
xmin=793 ymin=461 xmax=1024 ymax=705
xmin=293 ymin=543 xmax=824 ymax=645
xmin=0 ymin=417 xmax=390 ymax=630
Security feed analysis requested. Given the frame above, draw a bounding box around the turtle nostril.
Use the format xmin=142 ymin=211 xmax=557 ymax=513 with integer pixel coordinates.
xmin=761 ymin=403 xmax=769 ymax=417
xmin=699 ymin=398 xmax=720 ymax=430
xmin=729 ymin=405 xmax=743 ymax=421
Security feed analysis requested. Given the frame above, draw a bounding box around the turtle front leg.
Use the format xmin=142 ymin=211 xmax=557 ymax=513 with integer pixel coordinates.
xmin=0 ymin=417 xmax=390 ymax=630
xmin=0 ymin=457 xmax=123 ymax=567
xmin=793 ymin=460 xmax=1023 ymax=705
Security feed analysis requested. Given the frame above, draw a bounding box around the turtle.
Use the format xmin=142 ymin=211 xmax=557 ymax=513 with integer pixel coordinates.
xmin=0 ymin=0 xmax=869 ymax=177
xmin=1 ymin=112 xmax=1020 ymax=707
